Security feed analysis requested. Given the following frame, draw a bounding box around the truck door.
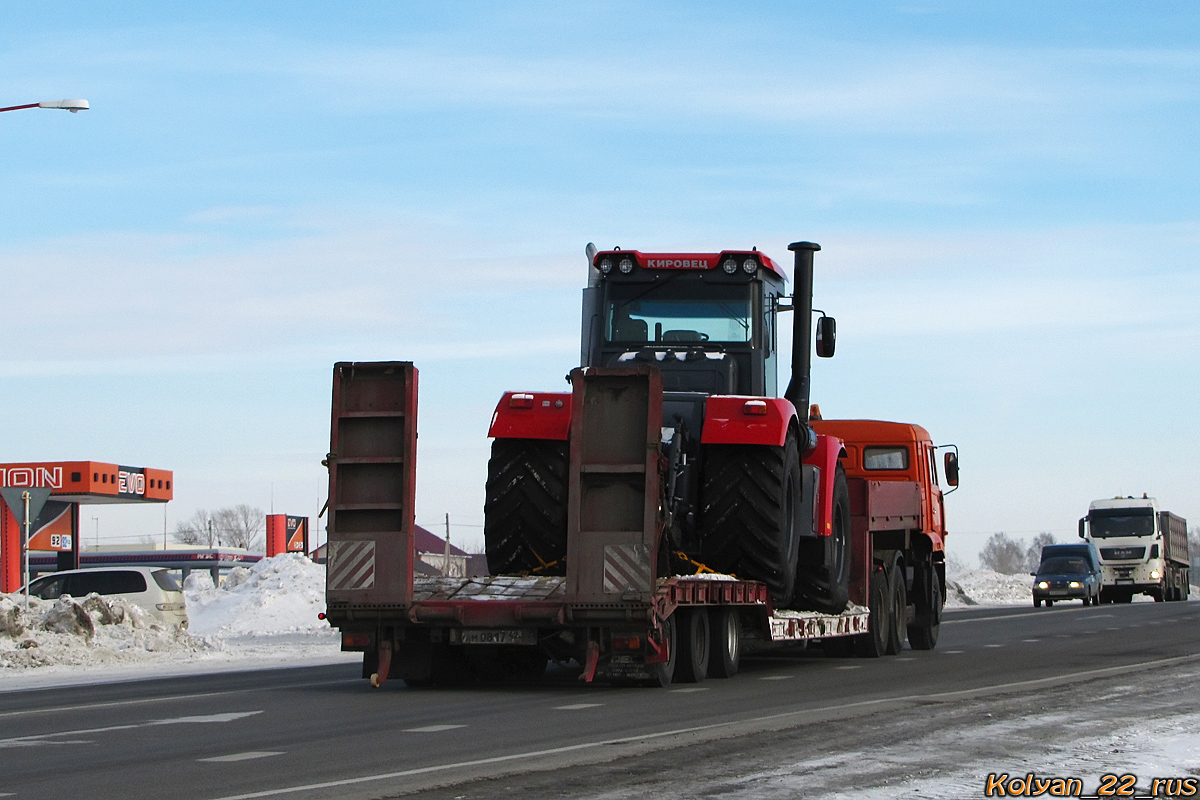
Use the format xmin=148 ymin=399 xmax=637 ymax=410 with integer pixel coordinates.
xmin=926 ymin=445 xmax=943 ymax=535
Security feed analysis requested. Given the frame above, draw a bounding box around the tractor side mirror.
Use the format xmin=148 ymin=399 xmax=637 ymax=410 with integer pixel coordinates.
xmin=943 ymin=451 xmax=959 ymax=486
xmin=815 ymin=315 xmax=836 ymax=358
xmin=1078 ymin=518 xmax=1086 ymax=539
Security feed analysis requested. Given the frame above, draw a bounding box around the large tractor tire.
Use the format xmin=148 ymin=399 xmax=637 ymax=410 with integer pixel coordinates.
xmin=698 ymin=436 xmax=803 ymax=607
xmin=483 ymin=438 xmax=568 ymax=576
xmin=793 ymin=466 xmax=851 ymax=614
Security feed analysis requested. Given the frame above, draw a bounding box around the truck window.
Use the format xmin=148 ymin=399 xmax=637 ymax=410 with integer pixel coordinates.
xmin=863 ymin=446 xmax=909 ymax=470
xmin=928 ymin=447 xmax=939 ymax=486
xmin=1089 ymin=509 xmax=1154 ymax=537
xmin=606 ymin=280 xmax=753 ymax=344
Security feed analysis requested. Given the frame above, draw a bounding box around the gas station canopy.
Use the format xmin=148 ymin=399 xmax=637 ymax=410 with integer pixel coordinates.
xmin=0 ymin=461 xmax=172 ymax=504
xmin=1 ymin=461 xmax=173 ymax=592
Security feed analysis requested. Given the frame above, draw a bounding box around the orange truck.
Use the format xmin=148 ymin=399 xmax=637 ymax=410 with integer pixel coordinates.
xmin=811 ymin=413 xmax=958 ymax=653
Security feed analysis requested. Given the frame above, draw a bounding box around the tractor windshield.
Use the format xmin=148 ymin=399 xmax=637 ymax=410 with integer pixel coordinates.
xmin=605 ymin=280 xmax=752 ymax=344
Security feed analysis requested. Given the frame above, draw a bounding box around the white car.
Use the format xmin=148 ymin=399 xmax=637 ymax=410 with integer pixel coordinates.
xmin=25 ymin=567 xmax=188 ymax=627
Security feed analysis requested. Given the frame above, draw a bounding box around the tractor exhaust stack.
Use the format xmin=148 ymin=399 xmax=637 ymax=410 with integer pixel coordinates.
xmin=785 ymin=241 xmax=820 ymax=423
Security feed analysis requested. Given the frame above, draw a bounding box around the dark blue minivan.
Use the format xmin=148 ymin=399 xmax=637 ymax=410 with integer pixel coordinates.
xmin=1032 ymin=542 xmax=1103 ymax=607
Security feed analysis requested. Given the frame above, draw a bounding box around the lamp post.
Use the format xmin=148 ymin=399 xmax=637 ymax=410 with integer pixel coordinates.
xmin=0 ymin=99 xmax=89 ymax=114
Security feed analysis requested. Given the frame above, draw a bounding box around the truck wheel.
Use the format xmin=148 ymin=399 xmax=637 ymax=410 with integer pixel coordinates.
xmin=708 ymin=607 xmax=741 ymax=677
xmin=1045 ymin=599 xmax=1054 ymax=607
xmin=698 ymin=436 xmax=802 ymax=607
xmin=484 ymin=438 xmax=568 ymax=576
xmin=646 ymin=614 xmax=677 ymax=688
xmin=854 ymin=565 xmax=890 ymax=658
xmin=908 ymin=567 xmax=941 ymax=650
xmin=674 ymin=608 xmax=710 ymax=683
xmin=1033 ymin=598 xmax=1042 ymax=608
xmin=885 ymin=559 xmax=906 ymax=655
xmin=793 ymin=466 xmax=851 ymax=614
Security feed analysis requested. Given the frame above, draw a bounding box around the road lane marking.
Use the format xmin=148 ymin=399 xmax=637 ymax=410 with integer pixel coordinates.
xmin=402 ymin=725 xmax=466 ymax=732
xmin=835 ymin=665 xmax=861 ymax=670
xmin=200 ymin=752 xmax=284 ymax=763
xmin=0 ymin=710 xmax=263 ymax=748
xmin=0 ymin=679 xmax=359 ymax=719
xmin=668 ymin=688 xmax=708 ymax=693
xmin=984 ymin=644 xmax=1004 ymax=648
xmin=758 ymin=675 xmax=794 ymax=680
xmin=942 ymin=650 xmax=964 ymax=654
xmin=554 ymin=703 xmax=603 ymax=710
xmin=200 ymin=652 xmax=1200 ymax=800
xmin=895 ymin=658 xmax=914 ymax=661
xmin=1023 ymin=639 xmax=1040 ymax=643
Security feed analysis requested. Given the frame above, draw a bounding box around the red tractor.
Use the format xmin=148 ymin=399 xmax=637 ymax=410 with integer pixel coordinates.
xmin=484 ymin=242 xmax=850 ymax=613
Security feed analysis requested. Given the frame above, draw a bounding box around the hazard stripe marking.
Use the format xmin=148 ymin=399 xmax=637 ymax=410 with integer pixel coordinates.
xmin=327 ymin=541 xmax=376 ymax=591
xmin=602 ymin=544 xmax=651 ymax=594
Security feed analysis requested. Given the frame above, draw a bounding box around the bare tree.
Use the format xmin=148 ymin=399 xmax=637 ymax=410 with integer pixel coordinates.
xmin=212 ymin=505 xmax=264 ymax=551
xmin=173 ymin=509 xmax=215 ymax=546
xmin=1025 ymin=532 xmax=1056 ymax=571
xmin=172 ymin=505 xmax=264 ymax=550
xmin=979 ymin=532 xmax=1027 ymax=575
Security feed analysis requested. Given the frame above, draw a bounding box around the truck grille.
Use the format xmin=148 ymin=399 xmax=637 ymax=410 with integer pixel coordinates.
xmin=1100 ymin=546 xmax=1145 ymax=560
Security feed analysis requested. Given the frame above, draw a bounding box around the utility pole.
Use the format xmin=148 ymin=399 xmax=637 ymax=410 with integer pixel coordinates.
xmin=444 ymin=513 xmax=451 ymax=577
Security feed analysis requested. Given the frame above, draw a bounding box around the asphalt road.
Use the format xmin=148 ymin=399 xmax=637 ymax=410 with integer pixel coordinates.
xmin=2 ymin=599 xmax=1198 ymax=800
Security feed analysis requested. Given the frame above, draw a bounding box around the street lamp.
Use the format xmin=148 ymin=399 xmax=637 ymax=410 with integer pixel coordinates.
xmin=0 ymin=98 xmax=89 ymax=114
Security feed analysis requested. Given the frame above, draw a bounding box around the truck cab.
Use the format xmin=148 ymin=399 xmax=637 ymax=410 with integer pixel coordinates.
xmin=1081 ymin=496 xmax=1190 ymax=603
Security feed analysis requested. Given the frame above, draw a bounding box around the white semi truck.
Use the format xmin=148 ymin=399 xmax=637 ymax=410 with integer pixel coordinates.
xmin=1079 ymin=496 xmax=1190 ymax=603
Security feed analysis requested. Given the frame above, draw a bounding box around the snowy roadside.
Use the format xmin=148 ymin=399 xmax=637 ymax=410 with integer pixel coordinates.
xmin=945 ymin=568 xmax=1199 ymax=608
xmin=0 ymin=554 xmax=356 ymax=692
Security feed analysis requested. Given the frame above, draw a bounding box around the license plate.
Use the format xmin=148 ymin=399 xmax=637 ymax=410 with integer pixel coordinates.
xmin=1048 ymin=590 xmax=1067 ymax=596
xmin=456 ymin=628 xmax=536 ymax=645
xmin=1116 ymin=579 xmax=1134 ymax=584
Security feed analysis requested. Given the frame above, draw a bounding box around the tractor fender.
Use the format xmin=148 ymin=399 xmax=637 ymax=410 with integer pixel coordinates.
xmin=488 ymin=392 xmax=572 ymax=440
xmin=700 ymin=396 xmax=797 ymax=447
xmin=803 ymin=432 xmax=844 ymax=538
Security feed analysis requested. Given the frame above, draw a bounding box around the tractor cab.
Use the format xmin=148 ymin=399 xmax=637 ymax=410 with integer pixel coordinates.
xmin=581 ymin=249 xmax=788 ymax=398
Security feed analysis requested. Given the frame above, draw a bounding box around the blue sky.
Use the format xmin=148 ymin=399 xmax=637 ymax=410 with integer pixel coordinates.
xmin=3 ymin=2 xmax=1199 ymax=561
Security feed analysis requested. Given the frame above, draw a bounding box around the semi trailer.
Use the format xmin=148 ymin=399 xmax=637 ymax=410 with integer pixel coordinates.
xmin=323 ymin=241 xmax=959 ymax=686
xmin=1080 ymin=496 xmax=1190 ymax=603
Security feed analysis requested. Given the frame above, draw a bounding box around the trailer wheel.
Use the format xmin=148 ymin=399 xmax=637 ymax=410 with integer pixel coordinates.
xmin=646 ymin=614 xmax=678 ymax=688
xmin=885 ymin=559 xmax=906 ymax=655
xmin=484 ymin=438 xmax=568 ymax=576
xmin=675 ymin=608 xmax=710 ymax=683
xmin=793 ymin=466 xmax=851 ymax=614
xmin=708 ymin=607 xmax=742 ymax=677
xmin=908 ymin=566 xmax=941 ymax=650
xmin=854 ymin=565 xmax=890 ymax=658
xmin=698 ymin=436 xmax=802 ymax=607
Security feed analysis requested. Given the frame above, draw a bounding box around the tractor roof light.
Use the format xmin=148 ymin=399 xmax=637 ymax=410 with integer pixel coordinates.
xmin=742 ymin=257 xmax=757 ymax=274
xmin=509 ymin=393 xmax=535 ymax=409
xmin=722 ymin=258 xmax=738 ymax=274
xmin=599 ymin=258 xmax=613 ymax=274
xmin=618 ymin=257 xmax=634 ymax=274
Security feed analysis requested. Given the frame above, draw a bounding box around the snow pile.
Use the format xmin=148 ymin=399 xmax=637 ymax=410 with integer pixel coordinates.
xmin=1 ymin=554 xmax=354 ymax=686
xmin=184 ymin=553 xmax=330 ymax=637
xmin=946 ymin=569 xmax=1032 ymax=607
xmin=0 ymin=592 xmax=205 ymax=670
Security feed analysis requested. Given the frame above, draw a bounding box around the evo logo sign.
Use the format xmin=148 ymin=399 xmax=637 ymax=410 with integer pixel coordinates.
xmin=117 ymin=467 xmax=146 ymax=497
